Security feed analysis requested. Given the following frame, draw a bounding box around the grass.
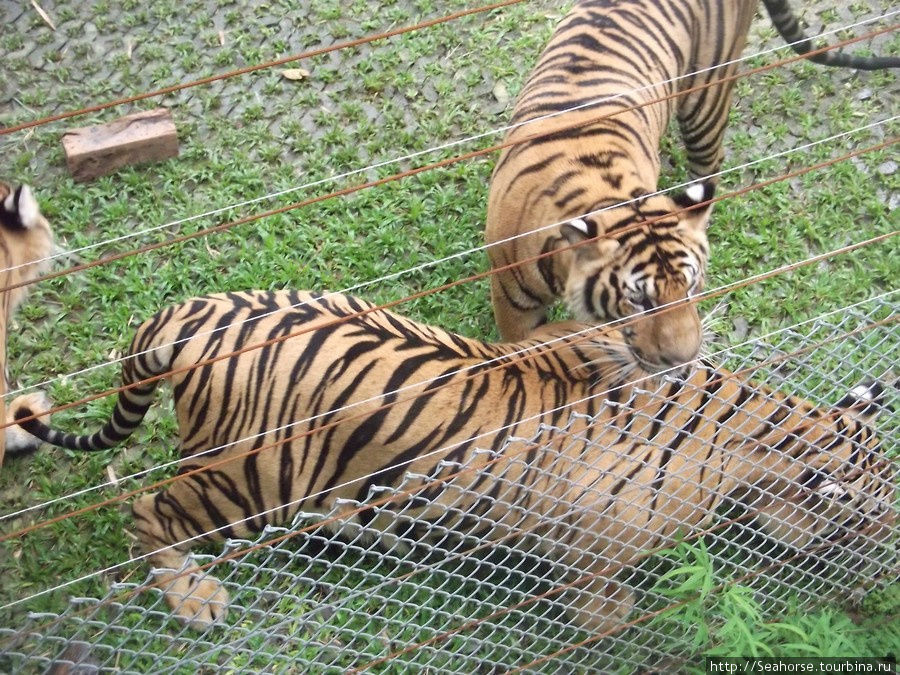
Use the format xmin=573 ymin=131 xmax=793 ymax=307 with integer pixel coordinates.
xmin=646 ymin=540 xmax=899 ymax=668
xmin=0 ymin=0 xmax=898 ymax=671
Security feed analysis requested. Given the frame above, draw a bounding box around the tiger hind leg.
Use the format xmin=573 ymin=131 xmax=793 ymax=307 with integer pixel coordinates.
xmin=132 ymin=490 xmax=229 ymax=629
xmin=677 ymin=8 xmax=754 ymax=183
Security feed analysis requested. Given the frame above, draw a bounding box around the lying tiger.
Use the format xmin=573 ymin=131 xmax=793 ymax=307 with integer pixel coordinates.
xmin=13 ymin=291 xmax=896 ymax=630
xmin=0 ymin=182 xmax=53 ymax=468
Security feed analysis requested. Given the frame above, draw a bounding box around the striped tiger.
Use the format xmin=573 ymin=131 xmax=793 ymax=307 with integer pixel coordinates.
xmin=13 ymin=291 xmax=896 ymax=631
xmin=485 ymin=0 xmax=900 ymax=356
xmin=0 ymin=183 xmax=53 ymax=468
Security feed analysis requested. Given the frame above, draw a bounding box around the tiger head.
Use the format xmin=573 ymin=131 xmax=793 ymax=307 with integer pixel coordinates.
xmin=559 ymin=182 xmax=714 ymax=375
xmin=0 ymin=182 xmax=54 ymax=319
xmin=745 ymin=381 xmax=896 ymax=553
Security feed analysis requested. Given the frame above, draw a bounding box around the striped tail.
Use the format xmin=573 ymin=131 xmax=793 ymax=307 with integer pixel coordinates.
xmin=12 ymin=341 xmax=174 ymax=452
xmin=763 ymin=0 xmax=900 ymax=71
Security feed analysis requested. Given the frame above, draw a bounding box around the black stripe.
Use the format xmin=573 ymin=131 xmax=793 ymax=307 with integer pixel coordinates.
xmin=537 ymin=236 xmax=564 ymax=296
xmin=582 ymin=272 xmax=599 ymax=315
xmin=505 ymin=152 xmax=565 ymax=195
xmin=608 ymin=445 xmax=654 ymax=498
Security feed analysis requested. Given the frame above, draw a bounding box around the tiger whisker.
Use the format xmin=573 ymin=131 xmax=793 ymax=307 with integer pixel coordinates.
xmin=699 ymin=300 xmax=730 ymax=359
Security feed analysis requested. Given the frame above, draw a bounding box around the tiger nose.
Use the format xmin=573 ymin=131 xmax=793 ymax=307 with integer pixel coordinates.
xmin=654 ymin=312 xmax=702 ymax=367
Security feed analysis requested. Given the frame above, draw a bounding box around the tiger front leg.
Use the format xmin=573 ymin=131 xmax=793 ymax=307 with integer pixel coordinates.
xmin=550 ymin=462 xmax=647 ymax=634
xmin=132 ymin=491 xmax=229 ymax=629
xmin=561 ymin=559 xmax=636 ymax=634
xmin=490 ymin=272 xmax=550 ymax=342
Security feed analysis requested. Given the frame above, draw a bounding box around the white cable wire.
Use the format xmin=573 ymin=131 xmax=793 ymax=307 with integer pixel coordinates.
xmin=1 ymin=10 xmax=896 ymax=279
xmin=1 ymin=287 xmax=893 ymax=614
xmin=6 ymin=115 xmax=896 ymax=401
xmin=2 ymin=152 xmax=896 ymax=524
xmin=0 ymin=116 xmax=900 ymax=522
xmin=5 ymin=271 xmax=896 ymax=527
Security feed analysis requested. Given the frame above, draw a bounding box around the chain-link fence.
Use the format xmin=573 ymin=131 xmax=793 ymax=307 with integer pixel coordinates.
xmin=2 ymin=293 xmax=895 ymax=673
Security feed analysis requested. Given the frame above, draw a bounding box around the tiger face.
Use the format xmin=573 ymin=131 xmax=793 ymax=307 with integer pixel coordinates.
xmin=559 ymin=186 xmax=712 ymax=374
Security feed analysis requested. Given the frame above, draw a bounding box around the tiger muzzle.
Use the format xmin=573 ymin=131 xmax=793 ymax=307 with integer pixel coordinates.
xmin=626 ymin=304 xmax=702 ymax=374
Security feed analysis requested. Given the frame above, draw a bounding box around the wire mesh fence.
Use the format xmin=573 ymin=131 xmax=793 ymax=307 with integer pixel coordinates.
xmin=2 ymin=292 xmax=895 ymax=673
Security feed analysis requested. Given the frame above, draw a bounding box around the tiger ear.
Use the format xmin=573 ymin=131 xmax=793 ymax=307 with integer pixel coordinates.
xmin=560 ymin=218 xmax=618 ymax=263
xmin=834 ymin=379 xmax=888 ymax=422
xmin=16 ymin=185 xmax=42 ymax=230
xmin=0 ymin=184 xmax=42 ymax=231
xmin=671 ymin=180 xmax=715 ymax=232
xmin=559 ymin=218 xmax=599 ymax=263
xmin=560 ymin=218 xmax=596 ymax=262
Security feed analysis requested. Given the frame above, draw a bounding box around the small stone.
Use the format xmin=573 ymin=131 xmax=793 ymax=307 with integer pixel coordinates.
xmin=857 ymin=88 xmax=872 ymax=101
xmin=877 ymin=161 xmax=897 ymax=176
xmin=492 ymin=80 xmax=509 ymax=103
xmin=731 ymin=317 xmax=749 ymax=341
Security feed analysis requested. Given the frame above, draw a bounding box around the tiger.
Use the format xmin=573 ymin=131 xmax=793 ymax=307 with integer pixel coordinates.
xmin=485 ymin=0 xmax=900 ymax=357
xmin=0 ymin=182 xmax=53 ymax=468
xmin=12 ymin=290 xmax=896 ymax=631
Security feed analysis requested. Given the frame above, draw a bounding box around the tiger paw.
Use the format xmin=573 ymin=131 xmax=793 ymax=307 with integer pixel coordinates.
xmin=566 ymin=579 xmax=635 ymax=633
xmin=158 ymin=571 xmax=229 ymax=630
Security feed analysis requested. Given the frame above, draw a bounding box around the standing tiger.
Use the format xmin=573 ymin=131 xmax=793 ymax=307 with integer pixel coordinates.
xmin=485 ymin=0 xmax=900 ymax=353
xmin=0 ymin=183 xmax=53 ymax=468
xmin=12 ymin=291 xmax=896 ymax=631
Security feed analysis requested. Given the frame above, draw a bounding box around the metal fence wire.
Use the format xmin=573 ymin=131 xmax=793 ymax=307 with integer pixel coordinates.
xmin=1 ymin=293 xmax=896 ymax=673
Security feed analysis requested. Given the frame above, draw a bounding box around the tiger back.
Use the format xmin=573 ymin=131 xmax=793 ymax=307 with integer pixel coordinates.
xmin=0 ymin=183 xmax=53 ymax=467
xmin=14 ymin=290 xmax=896 ymax=631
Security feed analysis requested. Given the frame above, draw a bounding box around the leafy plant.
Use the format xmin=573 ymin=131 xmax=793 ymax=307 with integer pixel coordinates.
xmin=648 ymin=540 xmax=900 ymax=668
